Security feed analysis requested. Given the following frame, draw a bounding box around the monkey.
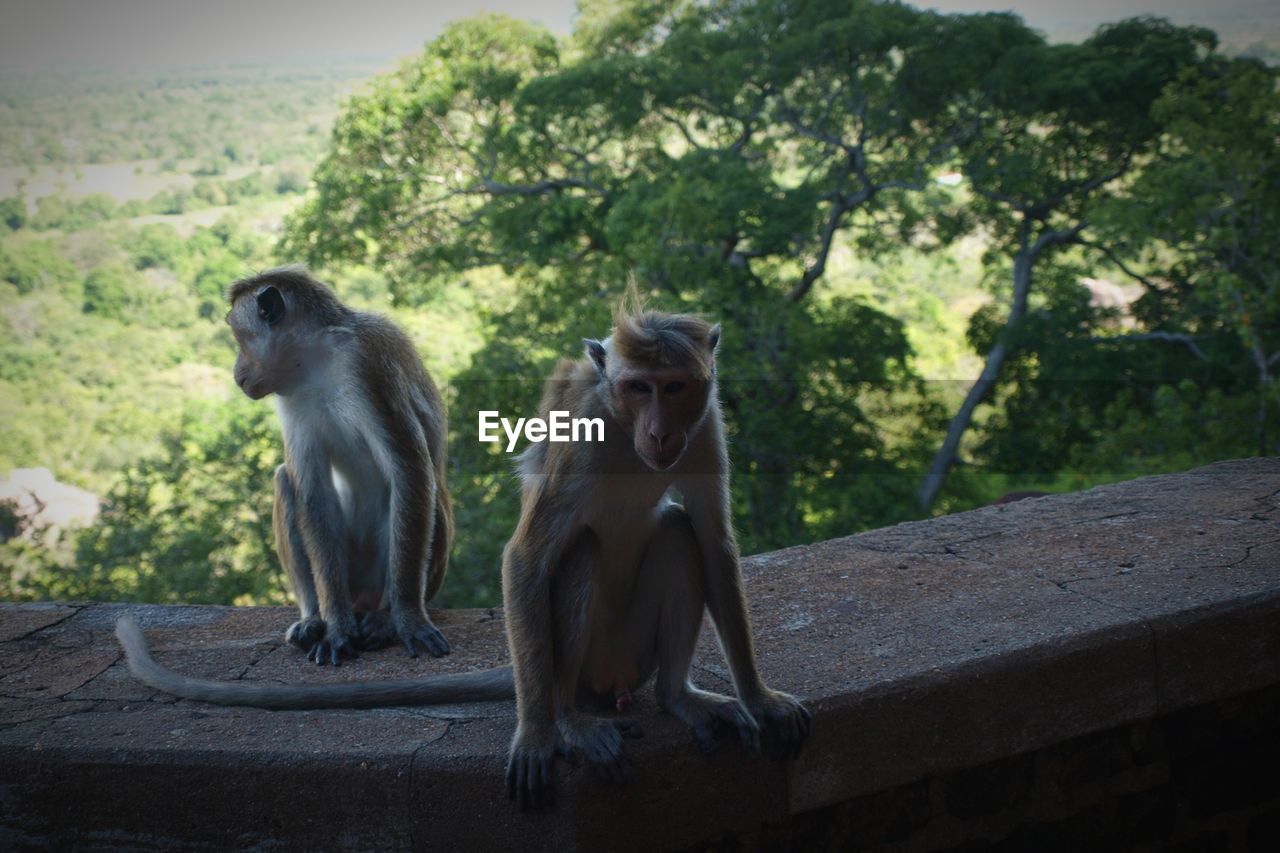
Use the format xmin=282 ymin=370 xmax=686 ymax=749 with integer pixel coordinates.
xmin=499 ymin=293 xmax=810 ymax=808
xmin=226 ymin=265 xmax=452 ymax=664
xmin=113 ymin=290 xmax=809 ymax=809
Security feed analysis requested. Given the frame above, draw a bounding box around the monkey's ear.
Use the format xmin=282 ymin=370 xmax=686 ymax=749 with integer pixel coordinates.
xmin=584 ymin=339 xmax=607 ymax=377
xmin=257 ymin=286 xmax=286 ymax=327
xmin=708 ymin=324 xmax=721 ymax=353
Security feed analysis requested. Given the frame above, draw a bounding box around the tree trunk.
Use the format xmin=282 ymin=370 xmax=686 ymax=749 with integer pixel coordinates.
xmin=918 ymin=223 xmax=1055 ymax=510
xmin=1255 ymin=359 xmax=1272 ymax=458
xmin=917 ymin=340 xmax=1011 ymax=510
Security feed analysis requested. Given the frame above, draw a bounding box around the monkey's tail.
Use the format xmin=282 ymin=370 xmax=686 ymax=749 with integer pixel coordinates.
xmin=114 ymin=616 xmax=514 ymax=710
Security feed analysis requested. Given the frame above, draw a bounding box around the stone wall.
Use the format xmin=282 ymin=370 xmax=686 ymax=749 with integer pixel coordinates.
xmin=1 ymin=459 xmax=1277 ymax=850
xmin=740 ymin=683 xmax=1280 ymax=851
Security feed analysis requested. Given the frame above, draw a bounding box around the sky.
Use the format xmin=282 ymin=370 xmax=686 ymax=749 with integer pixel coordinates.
xmin=0 ymin=1 xmax=1272 ymax=73
xmin=0 ymin=1 xmax=577 ymax=72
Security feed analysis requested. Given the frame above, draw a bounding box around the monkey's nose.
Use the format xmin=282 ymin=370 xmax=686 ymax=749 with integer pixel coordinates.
xmin=650 ymin=431 xmax=671 ymax=451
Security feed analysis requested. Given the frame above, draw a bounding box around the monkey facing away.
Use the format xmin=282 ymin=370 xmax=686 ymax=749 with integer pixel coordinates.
xmin=114 ymin=292 xmax=809 ymax=808
xmin=227 ymin=266 xmax=452 ymax=664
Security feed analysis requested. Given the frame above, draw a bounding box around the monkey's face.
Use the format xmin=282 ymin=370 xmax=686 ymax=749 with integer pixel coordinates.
xmin=227 ymin=285 xmax=305 ymax=399
xmin=613 ymin=369 xmax=710 ymax=471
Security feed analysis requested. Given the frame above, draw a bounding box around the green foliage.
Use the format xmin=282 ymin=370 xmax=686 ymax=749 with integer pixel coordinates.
xmin=1112 ymin=56 xmax=1280 ymax=454
xmin=50 ymin=401 xmax=286 ymax=604
xmin=917 ymin=14 xmax=1222 ymax=508
xmin=283 ymin=3 xmax=1267 ymax=605
xmin=27 ymin=193 xmax=118 ymax=231
xmin=3 ymin=2 xmax=1274 ymax=612
xmin=0 ymin=528 xmax=77 ymax=602
xmin=123 ymin=224 xmax=184 ymax=270
xmin=286 ymin=5 xmax=972 ymax=604
xmin=1 ymin=239 xmax=78 ymax=293
xmin=81 ymin=263 xmax=137 ymax=319
xmin=978 ymin=51 xmax=1280 ymax=478
xmin=0 ymin=198 xmax=25 ymax=232
xmin=0 ymin=63 xmax=376 ymax=170
xmin=273 ymin=161 xmax=309 ymax=195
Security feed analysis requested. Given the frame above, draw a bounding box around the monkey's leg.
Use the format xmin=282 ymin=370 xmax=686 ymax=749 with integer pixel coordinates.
xmin=273 ymin=465 xmax=324 ymax=651
xmin=292 ymin=459 xmax=359 ymax=666
xmin=388 ymin=485 xmax=450 ymax=659
xmin=550 ymin=532 xmax=634 ymax=785
xmin=635 ymin=505 xmax=763 ymax=757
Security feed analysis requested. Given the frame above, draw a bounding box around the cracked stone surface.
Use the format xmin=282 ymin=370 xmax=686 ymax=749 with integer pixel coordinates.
xmin=1 ymin=458 xmax=1278 ymax=851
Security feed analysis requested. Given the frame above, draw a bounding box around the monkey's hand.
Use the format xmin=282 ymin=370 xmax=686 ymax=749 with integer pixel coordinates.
xmin=743 ymin=688 xmax=812 ymax=761
xmin=391 ymin=610 xmax=450 ymax=659
xmin=558 ymin=715 xmax=640 ymax=786
xmin=505 ymin=725 xmax=564 ymax=811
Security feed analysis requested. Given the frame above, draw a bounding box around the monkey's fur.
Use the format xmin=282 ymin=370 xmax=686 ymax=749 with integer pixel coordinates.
xmin=235 ymin=266 xmax=452 ymax=662
xmin=115 ymin=289 xmax=810 ymax=809
xmin=500 ymin=294 xmax=810 ymax=807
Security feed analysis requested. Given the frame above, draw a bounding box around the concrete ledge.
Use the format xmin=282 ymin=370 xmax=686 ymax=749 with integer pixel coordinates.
xmin=1 ymin=459 xmax=1278 ymax=850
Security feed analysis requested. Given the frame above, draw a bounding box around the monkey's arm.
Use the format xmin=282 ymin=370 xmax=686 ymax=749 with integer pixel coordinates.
xmin=501 ymin=534 xmax=563 ymax=810
xmin=681 ymin=470 xmax=766 ymax=698
xmin=682 ymin=442 xmax=812 ymax=759
xmin=384 ymin=417 xmax=449 ymax=658
xmin=287 ymin=437 xmax=358 ymax=664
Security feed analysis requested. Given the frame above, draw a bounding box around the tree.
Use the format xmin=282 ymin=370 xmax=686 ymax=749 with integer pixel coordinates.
xmin=0 ymin=239 xmax=78 ymax=293
xmin=1117 ymin=56 xmax=1280 ymax=455
xmin=284 ymin=5 xmax=948 ymax=604
xmin=66 ymin=401 xmax=286 ymax=605
xmin=917 ymin=17 xmax=1215 ymax=508
xmin=0 ymin=197 xmax=25 ymax=232
xmin=123 ymin=223 xmax=184 ymax=271
xmin=82 ymin=263 xmax=139 ymax=320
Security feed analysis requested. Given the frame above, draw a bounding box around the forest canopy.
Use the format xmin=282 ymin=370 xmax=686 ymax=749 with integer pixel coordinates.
xmin=3 ymin=0 xmax=1277 ymax=608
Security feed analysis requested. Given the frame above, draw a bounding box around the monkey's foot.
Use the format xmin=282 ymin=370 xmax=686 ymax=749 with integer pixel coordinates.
xmin=391 ymin=611 xmax=450 ymax=658
xmin=284 ymin=616 xmax=325 ymax=651
xmin=557 ymin=715 xmax=640 ymax=785
xmin=743 ymin=688 xmax=812 ymax=761
xmin=506 ymin=727 xmax=563 ymax=811
xmin=308 ymin=629 xmax=358 ymax=666
xmin=352 ymin=611 xmax=397 ymax=651
xmin=666 ymin=687 xmax=761 ymax=757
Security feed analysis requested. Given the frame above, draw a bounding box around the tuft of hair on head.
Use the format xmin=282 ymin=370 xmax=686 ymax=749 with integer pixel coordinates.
xmin=613 ymin=273 xmax=647 ymax=327
xmin=226 ymin=265 xmax=349 ymax=327
xmin=610 ymin=278 xmax=718 ymax=379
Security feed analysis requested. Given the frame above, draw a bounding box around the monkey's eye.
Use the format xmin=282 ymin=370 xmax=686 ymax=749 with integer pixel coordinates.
xmin=628 ymin=380 xmax=652 ymax=394
xmin=664 ymin=381 xmax=685 ymax=394
xmin=256 ymin=285 xmax=286 ymax=327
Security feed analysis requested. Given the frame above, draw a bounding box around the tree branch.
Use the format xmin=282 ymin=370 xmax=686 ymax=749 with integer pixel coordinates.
xmin=1077 ymin=238 xmax=1163 ymax=291
xmin=478 ymin=177 xmax=601 ymax=196
xmin=1087 ymin=332 xmax=1210 ymax=362
xmin=787 ymin=195 xmax=851 ymax=301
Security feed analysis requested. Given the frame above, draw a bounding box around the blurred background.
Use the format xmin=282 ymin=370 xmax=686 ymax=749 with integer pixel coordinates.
xmin=1 ymin=0 xmax=1276 ymax=608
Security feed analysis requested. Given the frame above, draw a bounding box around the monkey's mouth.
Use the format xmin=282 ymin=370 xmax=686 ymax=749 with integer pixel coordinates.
xmin=641 ymin=450 xmax=683 ymax=471
xmin=238 ymin=379 xmax=270 ymax=401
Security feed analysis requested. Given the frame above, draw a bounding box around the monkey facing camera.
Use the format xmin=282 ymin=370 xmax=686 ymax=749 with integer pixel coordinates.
xmin=499 ymin=289 xmax=810 ymax=808
xmin=228 ymin=265 xmax=454 ymax=664
xmin=113 ymin=284 xmax=809 ymax=810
